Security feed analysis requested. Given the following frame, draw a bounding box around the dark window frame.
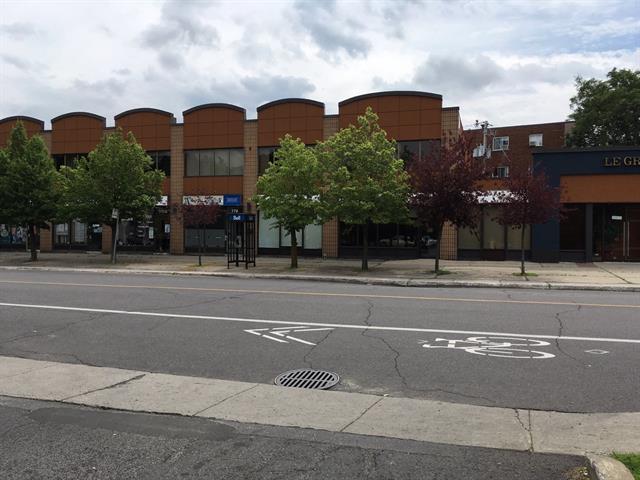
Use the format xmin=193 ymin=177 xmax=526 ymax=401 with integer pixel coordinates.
xmin=183 ymin=148 xmax=245 ymax=177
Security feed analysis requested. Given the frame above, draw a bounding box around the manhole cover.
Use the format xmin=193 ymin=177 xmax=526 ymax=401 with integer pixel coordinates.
xmin=274 ymin=369 xmax=339 ymax=390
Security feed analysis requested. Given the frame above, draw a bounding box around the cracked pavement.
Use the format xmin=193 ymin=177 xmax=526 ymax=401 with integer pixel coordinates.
xmin=0 ymin=269 xmax=639 ymax=413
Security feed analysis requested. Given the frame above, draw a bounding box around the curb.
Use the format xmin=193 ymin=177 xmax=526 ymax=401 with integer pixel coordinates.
xmin=1 ymin=265 xmax=639 ymax=292
xmin=589 ymin=455 xmax=635 ymax=480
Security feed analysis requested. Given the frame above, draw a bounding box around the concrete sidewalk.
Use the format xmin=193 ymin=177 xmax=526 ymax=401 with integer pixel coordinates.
xmin=0 ymin=355 xmax=638 ymax=456
xmin=1 ymin=251 xmax=640 ymax=291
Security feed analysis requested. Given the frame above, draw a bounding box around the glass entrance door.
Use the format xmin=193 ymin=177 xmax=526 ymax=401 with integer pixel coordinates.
xmin=594 ymin=205 xmax=640 ymax=261
xmin=627 ymin=207 xmax=640 ymax=261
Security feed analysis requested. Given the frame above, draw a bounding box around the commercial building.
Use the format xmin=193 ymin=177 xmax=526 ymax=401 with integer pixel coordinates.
xmin=1 ymin=91 xmax=638 ymax=261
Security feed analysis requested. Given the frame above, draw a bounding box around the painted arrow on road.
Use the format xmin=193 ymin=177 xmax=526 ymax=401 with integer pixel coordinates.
xmin=244 ymin=326 xmax=334 ymax=345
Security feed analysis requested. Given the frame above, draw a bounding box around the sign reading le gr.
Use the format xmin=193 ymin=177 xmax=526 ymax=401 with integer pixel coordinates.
xmin=603 ymin=156 xmax=640 ymax=167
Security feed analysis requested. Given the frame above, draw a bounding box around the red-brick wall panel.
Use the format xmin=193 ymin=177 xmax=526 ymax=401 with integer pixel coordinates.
xmin=114 ymin=109 xmax=174 ymax=151
xmin=0 ymin=117 xmax=44 ymax=147
xmin=51 ymin=113 xmax=105 ymax=154
xmin=257 ymin=100 xmax=324 ymax=146
xmin=339 ymin=93 xmax=442 ymax=141
xmin=183 ymin=104 xmax=246 ymax=149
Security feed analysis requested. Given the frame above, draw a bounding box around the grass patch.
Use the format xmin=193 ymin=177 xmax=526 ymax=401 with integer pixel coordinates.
xmin=511 ymin=272 xmax=538 ymax=277
xmin=612 ymin=453 xmax=640 ymax=479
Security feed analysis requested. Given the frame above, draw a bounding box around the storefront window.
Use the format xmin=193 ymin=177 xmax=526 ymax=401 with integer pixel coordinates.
xmin=507 ymin=225 xmax=531 ymax=249
xmin=258 ymin=147 xmax=277 ymax=175
xmin=339 ymin=222 xmax=419 ymax=248
xmin=482 ymin=207 xmax=505 ymax=250
xmin=258 ymin=212 xmax=279 ymax=248
xmin=0 ymin=224 xmax=27 ymax=246
xmin=258 ymin=210 xmax=322 ymax=250
xmin=560 ymin=204 xmax=585 ymax=250
xmin=458 ymin=224 xmax=481 ymax=249
xmin=147 ymin=151 xmax=171 ymax=176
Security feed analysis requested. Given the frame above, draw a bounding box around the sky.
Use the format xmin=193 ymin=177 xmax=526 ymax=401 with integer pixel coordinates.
xmin=1 ymin=0 xmax=638 ymax=129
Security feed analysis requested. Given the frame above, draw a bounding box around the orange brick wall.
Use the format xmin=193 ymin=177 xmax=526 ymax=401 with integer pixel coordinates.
xmin=115 ymin=110 xmax=173 ymax=151
xmin=339 ymin=93 xmax=442 ymax=141
xmin=0 ymin=117 xmax=44 ymax=147
xmin=183 ymin=105 xmax=245 ymax=149
xmin=243 ymin=121 xmax=258 ymax=213
xmin=257 ymin=100 xmax=324 ymax=146
xmin=51 ymin=113 xmax=105 ymax=154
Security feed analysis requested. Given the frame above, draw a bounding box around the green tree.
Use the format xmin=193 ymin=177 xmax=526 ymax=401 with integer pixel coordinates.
xmin=0 ymin=121 xmax=60 ymax=261
xmin=317 ymin=107 xmax=410 ymax=271
xmin=60 ymin=129 xmax=164 ymax=263
xmin=254 ymin=134 xmax=323 ymax=268
xmin=567 ymin=68 xmax=640 ymax=147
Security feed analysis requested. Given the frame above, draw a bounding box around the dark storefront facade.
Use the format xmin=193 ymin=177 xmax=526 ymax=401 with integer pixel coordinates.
xmin=532 ymin=147 xmax=640 ymax=262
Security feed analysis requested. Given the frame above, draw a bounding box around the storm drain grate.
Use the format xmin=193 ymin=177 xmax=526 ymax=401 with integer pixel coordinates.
xmin=274 ymin=369 xmax=339 ymax=390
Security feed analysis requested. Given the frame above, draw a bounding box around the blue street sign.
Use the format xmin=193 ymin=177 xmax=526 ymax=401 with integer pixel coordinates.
xmin=223 ymin=194 xmax=242 ymax=206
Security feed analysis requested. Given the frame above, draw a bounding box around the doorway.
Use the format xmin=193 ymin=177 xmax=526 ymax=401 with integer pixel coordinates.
xmin=594 ymin=205 xmax=640 ymax=261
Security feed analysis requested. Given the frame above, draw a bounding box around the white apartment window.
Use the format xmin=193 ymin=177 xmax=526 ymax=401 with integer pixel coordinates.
xmin=492 ymin=136 xmax=509 ymax=151
xmin=529 ymin=133 xmax=543 ymax=147
xmin=492 ymin=166 xmax=510 ymax=178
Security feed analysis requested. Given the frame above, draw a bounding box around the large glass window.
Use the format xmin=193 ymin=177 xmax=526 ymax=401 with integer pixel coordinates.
xmin=339 ymin=222 xmax=418 ymax=248
xmin=258 ymin=147 xmax=277 ymax=175
xmin=507 ymin=225 xmax=531 ymax=249
xmin=397 ymin=140 xmax=440 ymax=170
xmin=184 ymin=149 xmax=244 ymax=176
xmin=0 ymin=224 xmax=27 ymax=246
xmin=147 ymin=150 xmax=171 ymax=176
xmin=560 ymin=204 xmax=585 ymax=250
xmin=52 ymin=153 xmax=83 ymax=170
xmin=482 ymin=207 xmax=505 ymax=250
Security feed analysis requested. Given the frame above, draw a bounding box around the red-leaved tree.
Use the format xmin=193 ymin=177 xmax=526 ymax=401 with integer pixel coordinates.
xmin=175 ymin=199 xmax=222 ymax=266
xmin=494 ymin=161 xmax=563 ymax=275
xmin=409 ymin=135 xmax=485 ymax=273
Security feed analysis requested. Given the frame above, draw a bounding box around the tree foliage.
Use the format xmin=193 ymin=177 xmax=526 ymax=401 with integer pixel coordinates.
xmin=409 ymin=135 xmax=484 ymax=273
xmin=0 ymin=121 xmax=61 ymax=261
xmin=494 ymin=161 xmax=563 ymax=275
xmin=60 ymin=129 xmax=164 ymax=263
xmin=317 ymin=107 xmax=410 ymax=271
xmin=567 ymin=68 xmax=640 ymax=147
xmin=254 ymin=134 xmax=323 ymax=268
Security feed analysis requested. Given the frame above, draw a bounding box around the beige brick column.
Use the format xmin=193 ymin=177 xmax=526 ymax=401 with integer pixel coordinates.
xmin=39 ymin=224 xmax=52 ymax=252
xmin=243 ymin=121 xmax=258 ymax=254
xmin=102 ymin=225 xmax=112 ymax=254
xmin=40 ymin=133 xmax=54 ymax=253
xmin=439 ymin=221 xmax=458 ymax=260
xmin=439 ymin=107 xmax=461 ymax=260
xmin=243 ymin=121 xmax=258 ymax=213
xmin=169 ymin=124 xmax=184 ymax=254
xmin=321 ymin=116 xmax=340 ymax=258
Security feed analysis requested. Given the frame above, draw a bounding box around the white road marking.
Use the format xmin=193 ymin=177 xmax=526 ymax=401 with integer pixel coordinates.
xmin=244 ymin=325 xmax=334 ymax=346
xmin=585 ymin=349 xmax=610 ymax=355
xmin=420 ymin=337 xmax=556 ymax=359
xmin=1 ymin=301 xmax=640 ymax=345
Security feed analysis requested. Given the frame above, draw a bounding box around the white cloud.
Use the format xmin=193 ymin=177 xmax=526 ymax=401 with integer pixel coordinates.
xmin=0 ymin=0 xmax=638 ymax=128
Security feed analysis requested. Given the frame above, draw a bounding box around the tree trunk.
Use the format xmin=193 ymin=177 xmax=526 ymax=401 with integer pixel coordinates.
xmin=28 ymin=224 xmax=37 ymax=261
xmin=434 ymin=225 xmax=443 ymax=273
xmin=198 ymin=225 xmax=203 ymax=267
xmin=520 ymin=224 xmax=526 ymax=276
xmin=362 ymin=222 xmax=369 ymax=272
xmin=290 ymin=228 xmax=298 ymax=269
xmin=110 ymin=221 xmax=118 ymax=264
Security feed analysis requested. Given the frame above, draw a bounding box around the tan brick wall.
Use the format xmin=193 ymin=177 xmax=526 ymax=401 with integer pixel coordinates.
xmin=439 ymin=221 xmax=457 ymax=260
xmin=243 ymin=121 xmax=258 ymax=212
xmin=41 ymin=131 xmax=52 ymax=153
xmin=40 ymin=223 xmax=52 ymax=252
xmin=441 ymin=107 xmax=461 ymax=143
xmin=321 ymin=116 xmax=340 ymax=258
xmin=102 ymin=225 xmax=112 ymax=254
xmin=169 ymin=124 xmax=184 ymax=254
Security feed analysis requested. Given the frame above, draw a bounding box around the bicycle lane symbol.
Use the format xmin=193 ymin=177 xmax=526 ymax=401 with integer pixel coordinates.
xmin=419 ymin=336 xmax=556 ymax=359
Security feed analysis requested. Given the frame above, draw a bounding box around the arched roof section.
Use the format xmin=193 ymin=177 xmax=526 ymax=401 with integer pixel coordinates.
xmin=257 ymin=98 xmax=324 ymax=146
xmin=338 ymin=91 xmax=443 ymax=141
xmin=50 ymin=112 xmax=106 ymax=154
xmin=114 ymin=108 xmax=175 ymax=151
xmin=114 ymin=108 xmax=175 ymax=121
xmin=183 ymin=103 xmax=246 ymax=149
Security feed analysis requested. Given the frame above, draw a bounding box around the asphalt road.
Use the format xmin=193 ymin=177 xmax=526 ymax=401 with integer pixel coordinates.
xmin=0 ymin=270 xmax=639 ymax=413
xmin=0 ymin=396 xmax=590 ymax=480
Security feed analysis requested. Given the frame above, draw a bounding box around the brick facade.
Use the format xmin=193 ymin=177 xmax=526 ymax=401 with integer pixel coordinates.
xmin=169 ymin=124 xmax=184 ymax=254
xmin=321 ymin=116 xmax=340 ymax=258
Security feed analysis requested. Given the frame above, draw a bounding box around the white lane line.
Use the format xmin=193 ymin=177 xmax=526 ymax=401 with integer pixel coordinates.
xmin=1 ymin=301 xmax=640 ymax=345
